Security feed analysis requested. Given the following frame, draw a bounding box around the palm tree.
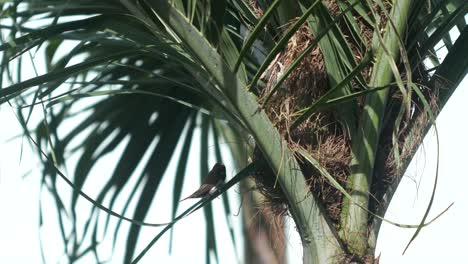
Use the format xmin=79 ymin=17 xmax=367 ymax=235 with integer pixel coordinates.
xmin=1 ymin=0 xmax=466 ymax=263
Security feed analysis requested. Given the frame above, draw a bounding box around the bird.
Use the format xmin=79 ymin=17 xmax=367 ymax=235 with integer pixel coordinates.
xmin=180 ymin=163 xmax=226 ymax=202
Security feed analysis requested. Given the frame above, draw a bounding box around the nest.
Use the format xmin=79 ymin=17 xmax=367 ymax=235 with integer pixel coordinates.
xmin=302 ymin=135 xmax=350 ymax=222
xmin=253 ymin=19 xmax=356 ymax=224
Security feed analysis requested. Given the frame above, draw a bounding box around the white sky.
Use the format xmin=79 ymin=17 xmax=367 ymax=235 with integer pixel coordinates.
xmin=0 ymin=20 xmax=466 ymax=264
xmin=375 ymin=75 xmax=468 ymax=263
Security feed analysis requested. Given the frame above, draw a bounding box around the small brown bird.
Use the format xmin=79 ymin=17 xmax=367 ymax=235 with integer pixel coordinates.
xmin=180 ymin=163 xmax=226 ymax=201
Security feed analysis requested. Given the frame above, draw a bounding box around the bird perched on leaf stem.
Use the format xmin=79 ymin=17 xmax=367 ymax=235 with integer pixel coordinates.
xmin=180 ymin=163 xmax=226 ymax=201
